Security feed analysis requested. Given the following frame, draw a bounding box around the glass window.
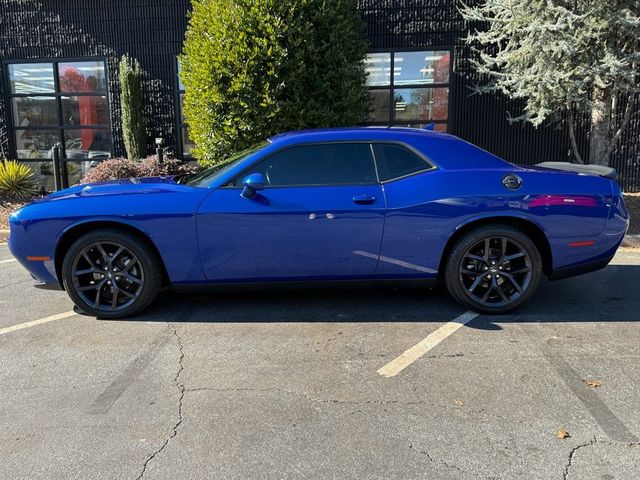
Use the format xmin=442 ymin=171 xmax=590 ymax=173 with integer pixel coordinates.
xmin=246 ymin=143 xmax=377 ymax=187
xmin=6 ymin=61 xmax=112 ymax=166
xmin=58 ymin=61 xmax=107 ymax=92
xmin=363 ymin=50 xmax=450 ymax=132
xmin=394 ymin=50 xmax=450 ymax=86
xmin=61 ymin=95 xmax=109 ymax=126
xmin=365 ymin=53 xmax=391 ymax=86
xmin=14 ymin=129 xmax=59 ymax=159
xmin=394 ymin=87 xmax=449 ymax=122
xmin=181 ymin=127 xmax=194 ymax=156
xmin=11 ymin=97 xmax=58 ymax=126
xmin=8 ymin=63 xmax=55 ymax=94
xmin=374 ymin=144 xmax=431 ymax=181
xmin=64 ymin=129 xmax=111 ymax=159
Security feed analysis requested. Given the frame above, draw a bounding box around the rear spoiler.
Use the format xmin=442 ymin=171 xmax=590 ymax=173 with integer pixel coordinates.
xmin=536 ymin=162 xmax=617 ymax=180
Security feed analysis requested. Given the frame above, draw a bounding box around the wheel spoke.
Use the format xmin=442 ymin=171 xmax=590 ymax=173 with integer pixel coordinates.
xmin=119 ymin=288 xmax=136 ymax=299
xmin=94 ymin=283 xmax=104 ymax=307
xmin=508 ymin=266 xmax=531 ymax=275
xmin=483 ymin=238 xmax=491 ymax=261
xmin=75 ymin=267 xmax=98 ymax=276
xmin=467 ymin=275 xmax=484 ymax=294
xmin=111 ymin=288 xmax=119 ymax=309
xmin=503 ymin=252 xmax=525 ymax=262
xmin=119 ymin=272 xmax=142 ymax=285
xmin=464 ymin=253 xmax=485 ymax=263
xmin=77 ymin=279 xmax=106 ymax=292
xmin=501 ymin=273 xmax=524 ymax=294
xmin=481 ymin=278 xmax=496 ymax=303
xmin=495 ymin=281 xmax=510 ymax=302
xmin=499 ymin=238 xmax=508 ymax=261
xmin=111 ymin=246 xmax=125 ymax=264
xmin=95 ymin=243 xmax=109 ymax=263
xmin=82 ymin=252 xmax=99 ymax=269
xmin=122 ymin=256 xmax=140 ymax=273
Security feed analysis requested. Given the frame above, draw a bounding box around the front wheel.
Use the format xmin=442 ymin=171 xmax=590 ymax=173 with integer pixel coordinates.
xmin=62 ymin=228 xmax=163 ymax=319
xmin=444 ymin=225 xmax=542 ymax=314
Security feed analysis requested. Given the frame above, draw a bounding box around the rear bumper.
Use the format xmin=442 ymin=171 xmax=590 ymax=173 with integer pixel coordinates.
xmin=549 ymin=254 xmax=614 ymax=280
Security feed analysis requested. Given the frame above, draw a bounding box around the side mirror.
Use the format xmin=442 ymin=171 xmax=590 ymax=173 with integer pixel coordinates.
xmin=240 ymin=173 xmax=265 ymax=199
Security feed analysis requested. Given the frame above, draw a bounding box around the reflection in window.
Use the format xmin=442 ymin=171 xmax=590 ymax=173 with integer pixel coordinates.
xmin=8 ymin=63 xmax=55 ymax=94
xmin=7 ymin=60 xmax=112 ymax=163
xmin=393 ymin=87 xmax=449 ymax=122
xmin=363 ymin=50 xmax=451 ymax=132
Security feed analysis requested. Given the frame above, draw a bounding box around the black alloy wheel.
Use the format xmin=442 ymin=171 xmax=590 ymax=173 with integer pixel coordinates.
xmin=62 ymin=229 xmax=163 ymax=318
xmin=445 ymin=225 xmax=542 ymax=313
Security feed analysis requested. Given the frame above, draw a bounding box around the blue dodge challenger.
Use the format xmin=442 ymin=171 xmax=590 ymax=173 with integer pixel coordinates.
xmin=8 ymin=127 xmax=629 ymax=318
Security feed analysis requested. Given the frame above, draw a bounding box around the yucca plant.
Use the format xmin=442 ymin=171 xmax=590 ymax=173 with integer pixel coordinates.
xmin=0 ymin=160 xmax=39 ymax=202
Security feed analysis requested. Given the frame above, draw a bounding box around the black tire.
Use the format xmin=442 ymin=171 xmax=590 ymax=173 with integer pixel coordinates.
xmin=62 ymin=228 xmax=163 ymax=319
xmin=444 ymin=225 xmax=542 ymax=314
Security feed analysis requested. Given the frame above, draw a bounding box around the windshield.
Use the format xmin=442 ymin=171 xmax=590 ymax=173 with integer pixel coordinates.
xmin=186 ymin=141 xmax=269 ymax=187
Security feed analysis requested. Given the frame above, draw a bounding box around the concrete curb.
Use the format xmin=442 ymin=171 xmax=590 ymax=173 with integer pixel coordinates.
xmin=622 ymin=234 xmax=640 ymax=248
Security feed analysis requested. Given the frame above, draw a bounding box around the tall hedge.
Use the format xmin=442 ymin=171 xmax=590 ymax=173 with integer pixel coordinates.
xmin=180 ymin=0 xmax=370 ymax=166
xmin=119 ymin=54 xmax=146 ymax=160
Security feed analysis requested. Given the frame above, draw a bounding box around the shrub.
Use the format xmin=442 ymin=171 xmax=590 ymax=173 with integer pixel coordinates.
xmin=137 ymin=156 xmax=202 ymax=177
xmin=119 ymin=54 xmax=146 ymax=160
xmin=81 ymin=158 xmax=141 ymax=184
xmin=0 ymin=160 xmax=39 ymax=202
xmin=180 ymin=0 xmax=370 ymax=166
xmin=81 ymin=157 xmax=202 ymax=184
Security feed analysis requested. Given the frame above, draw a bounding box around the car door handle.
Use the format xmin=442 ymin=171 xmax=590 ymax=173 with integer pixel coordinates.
xmin=352 ymin=195 xmax=376 ymax=205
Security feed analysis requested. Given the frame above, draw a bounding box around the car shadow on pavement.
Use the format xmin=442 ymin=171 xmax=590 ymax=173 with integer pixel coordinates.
xmin=104 ymin=264 xmax=640 ymax=329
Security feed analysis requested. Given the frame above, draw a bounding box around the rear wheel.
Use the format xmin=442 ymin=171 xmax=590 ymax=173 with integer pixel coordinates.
xmin=444 ymin=225 xmax=542 ymax=314
xmin=62 ymin=229 xmax=163 ymax=319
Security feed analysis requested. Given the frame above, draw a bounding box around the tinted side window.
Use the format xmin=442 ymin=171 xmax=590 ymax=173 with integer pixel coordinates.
xmin=240 ymin=143 xmax=377 ymax=187
xmin=374 ymin=143 xmax=431 ymax=181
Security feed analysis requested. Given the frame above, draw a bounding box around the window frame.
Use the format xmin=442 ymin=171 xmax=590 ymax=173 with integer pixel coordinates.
xmin=372 ymin=142 xmax=437 ymax=183
xmin=224 ymin=140 xmax=437 ymax=189
xmin=3 ymin=57 xmax=113 ymax=161
xmin=0 ymin=57 xmax=113 ymax=162
xmin=362 ymin=46 xmax=453 ymax=131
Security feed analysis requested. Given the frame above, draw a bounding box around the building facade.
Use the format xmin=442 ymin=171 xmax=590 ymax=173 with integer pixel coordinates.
xmin=1 ymin=0 xmax=639 ymax=190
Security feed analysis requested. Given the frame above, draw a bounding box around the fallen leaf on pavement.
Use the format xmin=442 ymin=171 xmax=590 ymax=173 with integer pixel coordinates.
xmin=556 ymin=428 xmax=570 ymax=439
xmin=583 ymin=379 xmax=602 ymax=388
xmin=454 ymin=399 xmax=465 ymax=406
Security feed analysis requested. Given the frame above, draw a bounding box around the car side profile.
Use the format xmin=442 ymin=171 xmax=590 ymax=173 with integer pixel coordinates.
xmin=8 ymin=127 xmax=629 ymax=318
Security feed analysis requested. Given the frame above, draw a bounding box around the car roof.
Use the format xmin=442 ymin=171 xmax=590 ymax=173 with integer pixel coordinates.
xmin=268 ymin=126 xmax=452 ymax=144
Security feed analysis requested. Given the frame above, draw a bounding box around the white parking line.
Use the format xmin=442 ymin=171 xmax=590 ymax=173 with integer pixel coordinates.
xmin=377 ymin=311 xmax=479 ymax=378
xmin=0 ymin=259 xmax=17 ymax=264
xmin=0 ymin=310 xmax=77 ymax=337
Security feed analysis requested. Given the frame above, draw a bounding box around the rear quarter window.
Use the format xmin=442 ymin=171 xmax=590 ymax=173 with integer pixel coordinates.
xmin=373 ymin=143 xmax=433 ymax=181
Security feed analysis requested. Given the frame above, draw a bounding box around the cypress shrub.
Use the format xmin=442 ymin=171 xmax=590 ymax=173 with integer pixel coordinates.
xmin=119 ymin=54 xmax=146 ymax=160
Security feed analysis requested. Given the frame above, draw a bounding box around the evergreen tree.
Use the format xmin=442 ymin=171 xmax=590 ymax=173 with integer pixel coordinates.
xmin=460 ymin=1 xmax=640 ymax=165
xmin=119 ymin=55 xmax=146 ymax=160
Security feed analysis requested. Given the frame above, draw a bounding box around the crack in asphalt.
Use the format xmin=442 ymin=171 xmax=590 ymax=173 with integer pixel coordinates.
xmin=562 ymin=435 xmax=640 ymax=480
xmin=136 ymin=324 xmax=185 ymax=480
xmin=563 ymin=435 xmax=597 ymax=480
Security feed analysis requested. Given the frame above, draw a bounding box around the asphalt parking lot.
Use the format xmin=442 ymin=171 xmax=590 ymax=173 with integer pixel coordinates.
xmin=1 ymin=243 xmax=639 ymax=479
